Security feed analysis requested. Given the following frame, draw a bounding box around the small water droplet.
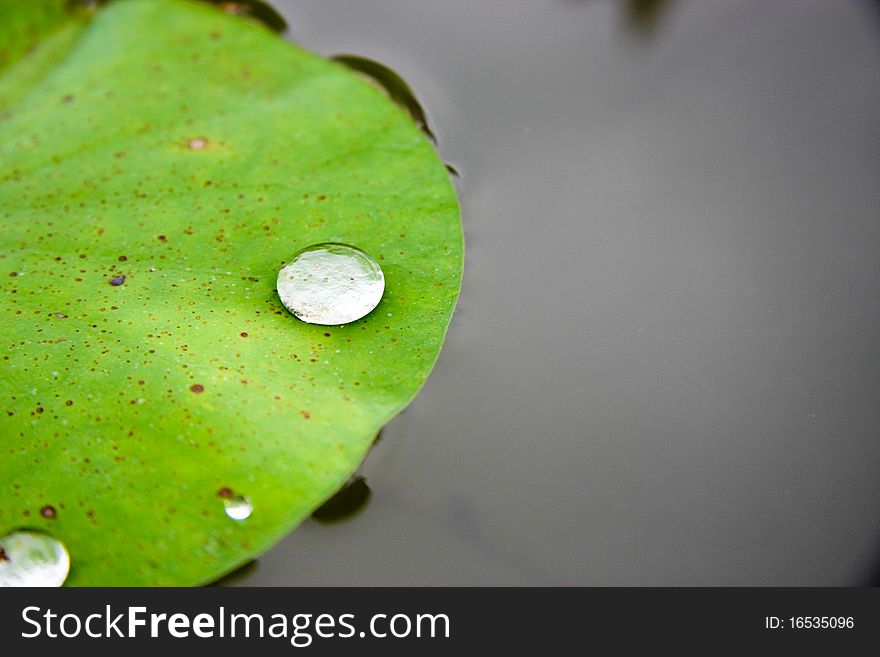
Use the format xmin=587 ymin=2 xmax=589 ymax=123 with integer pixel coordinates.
xmin=224 ymin=495 xmax=252 ymax=520
xmin=39 ymin=505 xmax=57 ymax=519
xmin=187 ymin=137 xmax=208 ymax=150
xmin=0 ymin=531 xmax=70 ymax=587
xmin=277 ymin=243 xmax=384 ymax=325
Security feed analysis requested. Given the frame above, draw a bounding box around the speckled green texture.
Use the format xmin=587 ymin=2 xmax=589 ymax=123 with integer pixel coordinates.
xmin=0 ymin=0 xmax=71 ymax=73
xmin=0 ymin=0 xmax=462 ymax=585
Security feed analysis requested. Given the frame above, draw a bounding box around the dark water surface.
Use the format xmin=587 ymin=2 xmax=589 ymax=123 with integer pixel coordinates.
xmin=231 ymin=0 xmax=880 ymax=585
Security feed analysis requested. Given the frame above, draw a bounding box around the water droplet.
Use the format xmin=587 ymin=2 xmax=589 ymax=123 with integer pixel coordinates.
xmin=187 ymin=137 xmax=208 ymax=150
xmin=0 ymin=531 xmax=70 ymax=587
xmin=277 ymin=243 xmax=384 ymax=325
xmin=224 ymin=495 xmax=252 ymax=521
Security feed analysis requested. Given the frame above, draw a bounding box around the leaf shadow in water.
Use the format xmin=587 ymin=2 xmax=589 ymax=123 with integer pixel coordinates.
xmin=66 ymin=0 xmax=287 ymax=32
xmin=563 ymin=0 xmax=676 ymax=41
xmin=332 ymin=54 xmax=436 ymax=143
xmin=622 ymin=0 xmax=675 ymax=39
xmin=311 ymin=476 xmax=373 ymax=525
xmin=208 ymin=559 xmax=258 ymax=586
xmin=203 ymin=0 xmax=287 ymax=32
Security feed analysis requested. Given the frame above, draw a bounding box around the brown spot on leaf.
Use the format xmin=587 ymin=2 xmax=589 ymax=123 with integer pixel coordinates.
xmin=220 ymin=2 xmax=244 ymax=16
xmin=217 ymin=487 xmax=234 ymax=499
xmin=190 ymin=384 xmax=205 ymax=394
xmin=40 ymin=505 xmax=57 ymax=519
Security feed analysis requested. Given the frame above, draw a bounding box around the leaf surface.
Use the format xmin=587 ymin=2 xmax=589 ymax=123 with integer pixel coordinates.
xmin=0 ymin=0 xmax=462 ymax=585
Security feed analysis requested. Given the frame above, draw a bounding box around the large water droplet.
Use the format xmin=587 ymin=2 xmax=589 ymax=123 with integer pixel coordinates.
xmin=0 ymin=530 xmax=70 ymax=587
xmin=224 ymin=495 xmax=253 ymax=521
xmin=277 ymin=243 xmax=385 ymax=325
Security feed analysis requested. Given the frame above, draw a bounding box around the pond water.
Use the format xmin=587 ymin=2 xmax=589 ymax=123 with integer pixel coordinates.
xmin=230 ymin=0 xmax=880 ymax=585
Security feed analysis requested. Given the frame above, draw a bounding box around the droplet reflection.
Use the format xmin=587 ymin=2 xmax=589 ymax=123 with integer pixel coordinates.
xmin=276 ymin=243 xmax=385 ymax=326
xmin=224 ymin=495 xmax=253 ymax=521
xmin=0 ymin=530 xmax=70 ymax=587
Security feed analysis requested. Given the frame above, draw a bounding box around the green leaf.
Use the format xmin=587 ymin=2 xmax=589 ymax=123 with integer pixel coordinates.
xmin=0 ymin=0 xmax=462 ymax=585
xmin=0 ymin=0 xmax=72 ymax=73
